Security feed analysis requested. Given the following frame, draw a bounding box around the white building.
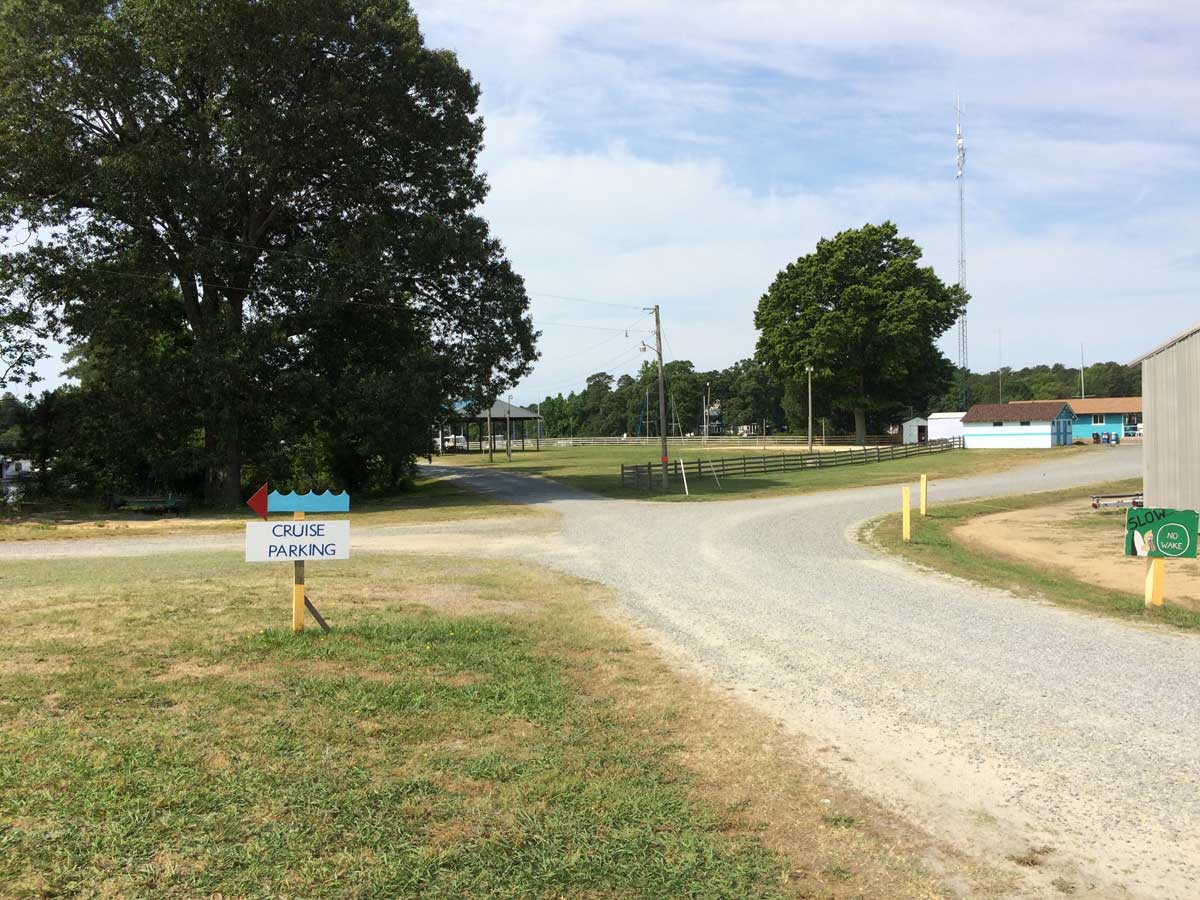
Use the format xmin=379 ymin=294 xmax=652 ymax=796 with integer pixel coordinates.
xmin=961 ymin=402 xmax=1075 ymax=449
xmin=901 ymin=417 xmax=928 ymax=444
xmin=927 ymin=411 xmax=965 ymax=442
xmin=1 ymin=458 xmax=32 ymax=480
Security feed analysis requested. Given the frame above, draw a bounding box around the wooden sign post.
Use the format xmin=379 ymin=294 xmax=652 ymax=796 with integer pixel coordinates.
xmin=293 ymin=511 xmax=305 ymax=631
xmin=246 ymin=485 xmax=351 ymax=632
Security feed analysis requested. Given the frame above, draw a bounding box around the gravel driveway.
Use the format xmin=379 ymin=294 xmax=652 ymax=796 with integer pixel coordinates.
xmin=7 ymin=446 xmax=1192 ymax=898
xmin=426 ymin=447 xmax=1197 ymax=900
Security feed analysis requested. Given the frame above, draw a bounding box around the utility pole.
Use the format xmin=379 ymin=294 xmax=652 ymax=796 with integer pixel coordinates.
xmin=506 ymin=394 xmax=512 ymax=462
xmin=642 ymin=305 xmax=670 ymax=491
xmin=955 ymin=97 xmax=969 ymax=409
xmin=486 ymin=406 xmax=493 ymax=463
xmin=704 ymin=382 xmax=709 ymax=444
xmin=535 ymin=401 xmax=541 ymax=451
xmin=1080 ymin=343 xmax=1087 ymax=399
xmin=998 ymin=329 xmax=1004 ymax=403
xmin=806 ymin=365 xmax=814 ymax=452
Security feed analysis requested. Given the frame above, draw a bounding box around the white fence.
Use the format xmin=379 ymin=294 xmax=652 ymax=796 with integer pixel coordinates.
xmin=542 ymin=434 xmax=901 ymax=449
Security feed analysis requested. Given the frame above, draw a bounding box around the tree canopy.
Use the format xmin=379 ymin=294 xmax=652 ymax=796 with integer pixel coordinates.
xmin=0 ymin=0 xmax=536 ymax=502
xmin=754 ymin=222 xmax=965 ymax=443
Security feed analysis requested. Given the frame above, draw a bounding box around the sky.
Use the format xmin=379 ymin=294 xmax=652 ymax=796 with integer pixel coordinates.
xmin=410 ymin=0 xmax=1200 ymax=406
xmin=23 ymin=2 xmax=1200 ymax=401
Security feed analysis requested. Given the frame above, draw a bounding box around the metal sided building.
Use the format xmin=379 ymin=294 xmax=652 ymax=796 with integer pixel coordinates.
xmin=1131 ymin=323 xmax=1200 ymax=510
xmin=961 ymin=402 xmax=1075 ymax=449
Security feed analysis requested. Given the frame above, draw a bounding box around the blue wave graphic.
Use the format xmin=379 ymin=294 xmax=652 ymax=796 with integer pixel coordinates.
xmin=267 ymin=490 xmax=350 ymax=513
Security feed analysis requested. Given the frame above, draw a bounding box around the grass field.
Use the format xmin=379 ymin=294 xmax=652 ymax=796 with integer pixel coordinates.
xmin=864 ymin=478 xmax=1200 ymax=631
xmin=0 ymin=551 xmax=1007 ymax=899
xmin=0 ymin=476 xmax=536 ymax=542
xmin=442 ymin=444 xmax=1088 ymax=500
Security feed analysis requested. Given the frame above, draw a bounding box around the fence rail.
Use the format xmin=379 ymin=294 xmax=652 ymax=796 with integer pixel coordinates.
xmin=619 ymin=437 xmax=965 ymax=491
xmin=549 ymin=433 xmax=901 ymax=448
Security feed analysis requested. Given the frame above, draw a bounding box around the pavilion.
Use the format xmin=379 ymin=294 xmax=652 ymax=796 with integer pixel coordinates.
xmin=441 ymin=399 xmax=542 ymax=455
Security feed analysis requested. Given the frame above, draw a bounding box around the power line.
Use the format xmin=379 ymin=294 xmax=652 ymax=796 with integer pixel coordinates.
xmin=537 ymin=320 xmax=652 ymax=334
xmin=72 ymin=262 xmax=653 ymax=334
xmin=172 ymin=234 xmax=650 ymax=312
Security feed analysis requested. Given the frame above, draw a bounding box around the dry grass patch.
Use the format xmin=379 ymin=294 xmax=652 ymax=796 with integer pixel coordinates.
xmin=1 ymin=550 xmax=1010 ymax=898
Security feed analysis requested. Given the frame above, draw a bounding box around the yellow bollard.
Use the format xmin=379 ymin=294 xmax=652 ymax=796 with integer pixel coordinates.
xmin=293 ymin=511 xmax=305 ymax=632
xmin=902 ymin=486 xmax=911 ymax=542
xmin=920 ymin=474 xmax=928 ymax=516
xmin=1144 ymin=557 xmax=1164 ymax=608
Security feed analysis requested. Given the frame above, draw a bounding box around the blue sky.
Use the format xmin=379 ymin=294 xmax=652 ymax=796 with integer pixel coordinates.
xmin=413 ymin=0 xmax=1200 ymax=404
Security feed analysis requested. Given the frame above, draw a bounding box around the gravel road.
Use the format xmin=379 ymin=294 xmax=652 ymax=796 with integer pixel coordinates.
xmin=422 ymin=447 xmax=1197 ymax=900
xmin=6 ymin=446 xmax=1194 ymax=898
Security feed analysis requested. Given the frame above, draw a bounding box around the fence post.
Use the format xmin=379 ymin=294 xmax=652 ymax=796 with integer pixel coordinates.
xmin=920 ymin=474 xmax=927 ymax=516
xmin=902 ymin=486 xmax=911 ymax=542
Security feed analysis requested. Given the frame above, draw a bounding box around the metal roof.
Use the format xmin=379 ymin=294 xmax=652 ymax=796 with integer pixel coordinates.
xmin=1129 ymin=321 xmax=1200 ymax=365
xmin=928 ymin=411 xmax=966 ymax=420
xmin=451 ymin=399 xmax=540 ymax=420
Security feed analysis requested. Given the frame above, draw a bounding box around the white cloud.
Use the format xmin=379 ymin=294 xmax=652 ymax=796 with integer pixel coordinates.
xmin=410 ymin=1 xmax=1200 ymax=400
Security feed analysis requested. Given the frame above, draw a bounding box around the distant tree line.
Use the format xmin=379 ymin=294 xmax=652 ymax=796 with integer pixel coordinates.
xmin=530 ymin=358 xmax=1139 ymax=439
xmin=936 ymin=361 xmax=1140 ymax=410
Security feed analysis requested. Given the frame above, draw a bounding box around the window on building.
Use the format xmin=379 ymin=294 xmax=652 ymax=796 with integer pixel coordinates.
xmin=1019 ymin=421 xmax=1031 ymax=427
xmin=1092 ymin=414 xmax=1105 ymax=425
xmin=992 ymin=421 xmax=1004 ymax=427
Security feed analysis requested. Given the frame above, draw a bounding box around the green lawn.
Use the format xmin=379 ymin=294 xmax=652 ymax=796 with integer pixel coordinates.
xmin=863 ymin=478 xmax=1200 ymax=631
xmin=0 ymin=551 xmax=1003 ymax=899
xmin=0 ymin=476 xmax=536 ymax=542
xmin=442 ymin=444 xmax=1089 ymax=501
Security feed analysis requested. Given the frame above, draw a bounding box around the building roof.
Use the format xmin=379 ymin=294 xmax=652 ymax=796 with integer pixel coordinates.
xmin=928 ymin=411 xmax=966 ymax=420
xmin=902 ymin=416 xmax=928 ymax=425
xmin=452 ymin=399 xmax=540 ymax=420
xmin=962 ymin=401 xmax=1073 ymax=424
xmin=1129 ymin=321 xmax=1200 ymax=365
xmin=1007 ymin=397 xmax=1141 ymax=415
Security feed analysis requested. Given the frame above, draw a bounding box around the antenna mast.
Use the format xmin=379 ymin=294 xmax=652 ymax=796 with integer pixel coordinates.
xmin=955 ymin=97 xmax=969 ymax=408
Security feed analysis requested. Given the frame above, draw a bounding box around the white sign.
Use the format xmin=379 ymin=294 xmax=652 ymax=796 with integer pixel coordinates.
xmin=245 ymin=520 xmax=350 ymax=562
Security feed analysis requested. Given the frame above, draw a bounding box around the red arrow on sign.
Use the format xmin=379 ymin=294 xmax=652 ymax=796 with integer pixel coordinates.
xmin=246 ymin=483 xmax=269 ymax=521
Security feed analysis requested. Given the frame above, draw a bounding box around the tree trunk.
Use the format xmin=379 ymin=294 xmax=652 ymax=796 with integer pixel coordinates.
xmin=853 ymin=408 xmax=867 ymax=446
xmin=204 ymin=424 xmax=242 ymax=507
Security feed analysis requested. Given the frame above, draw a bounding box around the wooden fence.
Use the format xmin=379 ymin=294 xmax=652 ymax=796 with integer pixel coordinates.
xmin=554 ymin=433 xmax=901 ymax=448
xmin=619 ymin=437 xmax=965 ymax=491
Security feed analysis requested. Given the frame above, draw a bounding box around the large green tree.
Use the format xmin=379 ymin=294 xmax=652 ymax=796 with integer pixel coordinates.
xmin=754 ymin=222 xmax=965 ymax=444
xmin=0 ymin=0 xmax=535 ymax=503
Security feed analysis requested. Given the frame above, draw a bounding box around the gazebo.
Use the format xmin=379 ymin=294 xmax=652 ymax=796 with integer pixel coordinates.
xmin=440 ymin=399 xmax=542 ymax=456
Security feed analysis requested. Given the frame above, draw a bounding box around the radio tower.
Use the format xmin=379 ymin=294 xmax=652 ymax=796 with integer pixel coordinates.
xmin=955 ymin=98 xmax=969 ymax=408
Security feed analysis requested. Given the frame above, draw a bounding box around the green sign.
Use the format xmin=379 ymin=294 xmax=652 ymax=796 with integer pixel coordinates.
xmin=1125 ymin=508 xmax=1199 ymax=559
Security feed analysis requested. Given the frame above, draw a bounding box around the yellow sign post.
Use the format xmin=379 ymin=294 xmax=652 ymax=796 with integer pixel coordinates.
xmin=920 ymin=474 xmax=928 ymax=516
xmin=1145 ymin=557 xmax=1164 ymax=608
xmin=902 ymin=486 xmax=911 ymax=542
xmin=293 ymin=511 xmax=305 ymax=632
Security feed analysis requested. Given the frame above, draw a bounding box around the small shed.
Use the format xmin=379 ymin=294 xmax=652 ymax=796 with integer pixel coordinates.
xmin=962 ymin=402 xmax=1075 ymax=449
xmin=927 ymin=411 xmax=966 ymax=442
xmin=1130 ymin=323 xmax=1200 ymax=510
xmin=902 ymin=417 xmax=928 ymax=445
